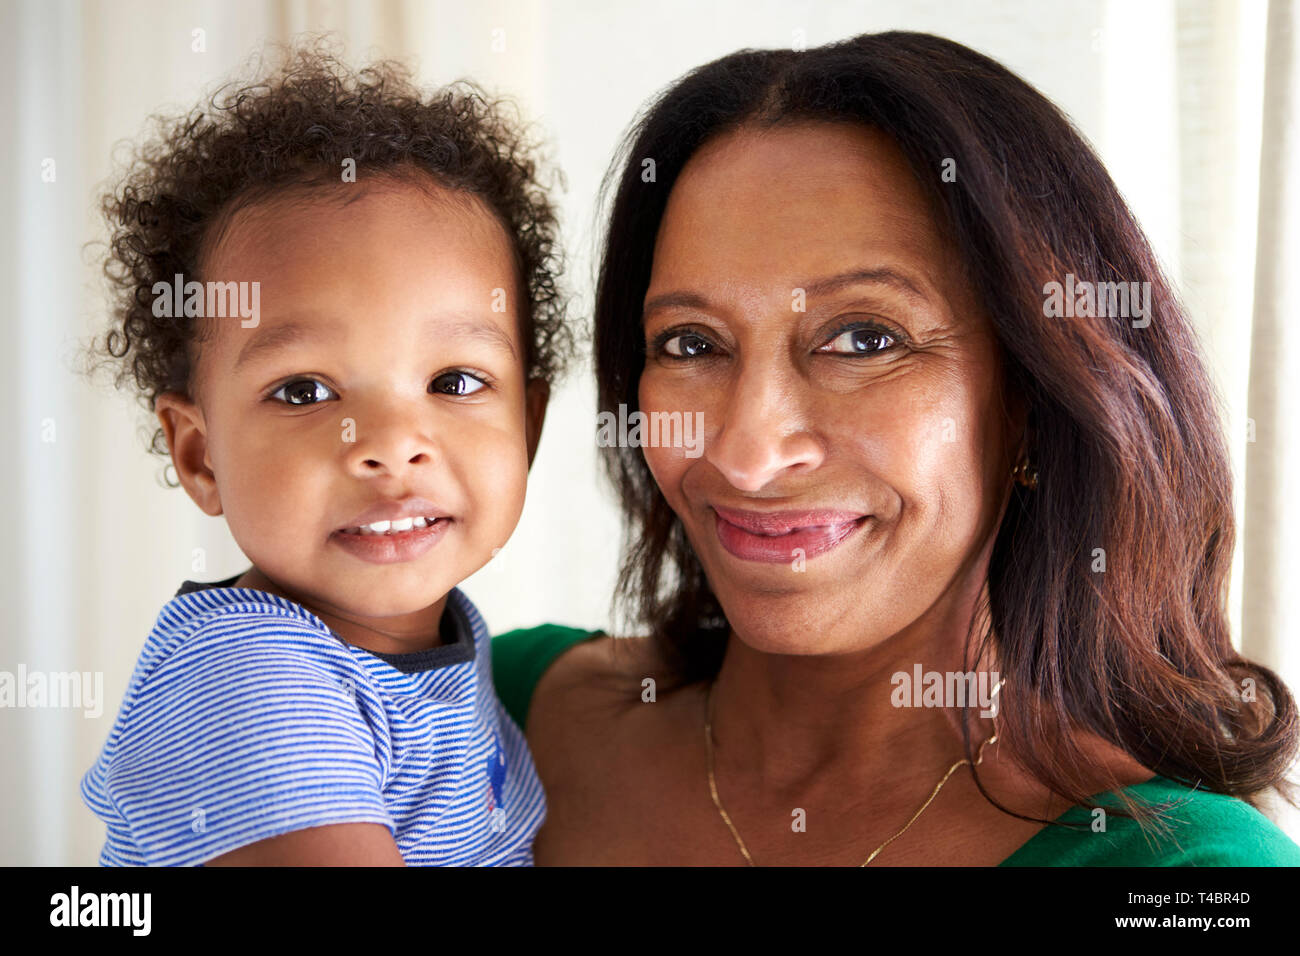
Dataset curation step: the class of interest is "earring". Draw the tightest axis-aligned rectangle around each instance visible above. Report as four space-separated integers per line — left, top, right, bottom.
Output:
1012 456 1038 490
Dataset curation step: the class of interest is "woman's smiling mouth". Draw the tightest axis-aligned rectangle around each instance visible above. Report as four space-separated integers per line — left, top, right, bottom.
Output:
711 504 869 563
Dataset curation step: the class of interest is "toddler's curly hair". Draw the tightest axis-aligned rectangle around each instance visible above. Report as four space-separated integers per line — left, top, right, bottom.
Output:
89 43 570 462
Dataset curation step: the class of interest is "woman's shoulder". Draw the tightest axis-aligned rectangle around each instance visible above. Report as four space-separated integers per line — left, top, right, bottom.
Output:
491 623 600 730
1002 776 1300 866
491 624 663 731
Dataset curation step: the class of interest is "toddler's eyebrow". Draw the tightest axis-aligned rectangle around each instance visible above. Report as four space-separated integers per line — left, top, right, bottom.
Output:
233 316 517 371
234 321 324 370
441 318 518 359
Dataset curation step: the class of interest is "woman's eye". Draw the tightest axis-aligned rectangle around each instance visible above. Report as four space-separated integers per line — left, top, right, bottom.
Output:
660 332 714 358
819 327 897 355
430 371 487 396
270 379 336 405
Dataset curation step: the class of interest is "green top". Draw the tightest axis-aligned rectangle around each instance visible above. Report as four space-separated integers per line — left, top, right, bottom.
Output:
492 623 1300 866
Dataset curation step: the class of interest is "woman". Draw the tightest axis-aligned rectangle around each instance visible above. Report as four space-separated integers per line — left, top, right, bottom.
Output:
492 31 1300 864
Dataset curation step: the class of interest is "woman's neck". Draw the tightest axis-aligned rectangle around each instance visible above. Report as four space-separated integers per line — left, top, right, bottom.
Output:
709 612 998 797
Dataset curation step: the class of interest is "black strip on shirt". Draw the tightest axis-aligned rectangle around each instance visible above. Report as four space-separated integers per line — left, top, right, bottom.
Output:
175 573 475 672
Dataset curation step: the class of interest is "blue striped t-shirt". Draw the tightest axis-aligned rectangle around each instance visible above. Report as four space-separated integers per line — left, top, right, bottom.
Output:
81 578 545 865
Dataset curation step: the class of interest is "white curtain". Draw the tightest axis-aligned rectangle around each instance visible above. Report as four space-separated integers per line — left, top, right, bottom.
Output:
1 0 1295 864
1242 0 1300 833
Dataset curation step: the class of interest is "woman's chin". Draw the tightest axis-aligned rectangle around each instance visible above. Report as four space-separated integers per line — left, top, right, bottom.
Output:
716 599 894 658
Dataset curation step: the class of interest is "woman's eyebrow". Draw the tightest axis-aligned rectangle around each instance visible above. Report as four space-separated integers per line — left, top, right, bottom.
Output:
799 268 931 304
643 268 932 320
642 290 711 318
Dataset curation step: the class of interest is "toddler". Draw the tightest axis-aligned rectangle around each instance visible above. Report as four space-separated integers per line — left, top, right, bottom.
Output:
80 47 568 865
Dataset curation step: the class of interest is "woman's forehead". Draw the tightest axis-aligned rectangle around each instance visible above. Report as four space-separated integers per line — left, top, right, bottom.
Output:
650 122 967 317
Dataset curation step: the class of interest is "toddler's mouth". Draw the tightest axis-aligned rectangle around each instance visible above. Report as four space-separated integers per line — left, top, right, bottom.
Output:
338 515 449 536
332 497 454 562
331 514 453 565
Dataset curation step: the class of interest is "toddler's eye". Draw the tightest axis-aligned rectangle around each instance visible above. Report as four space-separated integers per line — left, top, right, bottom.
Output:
270 379 336 405
430 371 487 396
818 327 897 355
660 332 713 358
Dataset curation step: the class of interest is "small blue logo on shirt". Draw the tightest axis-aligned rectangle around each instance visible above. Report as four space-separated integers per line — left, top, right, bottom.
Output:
486 729 507 811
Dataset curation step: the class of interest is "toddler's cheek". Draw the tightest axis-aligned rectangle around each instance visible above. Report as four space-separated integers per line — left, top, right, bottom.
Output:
472 448 530 547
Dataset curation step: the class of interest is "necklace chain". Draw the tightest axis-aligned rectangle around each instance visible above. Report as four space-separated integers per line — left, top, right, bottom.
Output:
703 679 1000 866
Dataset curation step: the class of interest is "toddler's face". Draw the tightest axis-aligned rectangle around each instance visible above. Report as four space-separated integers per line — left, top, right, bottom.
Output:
157 179 546 653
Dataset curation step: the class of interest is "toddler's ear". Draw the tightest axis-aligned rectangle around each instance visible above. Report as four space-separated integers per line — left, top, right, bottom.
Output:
524 378 550 468
155 392 223 516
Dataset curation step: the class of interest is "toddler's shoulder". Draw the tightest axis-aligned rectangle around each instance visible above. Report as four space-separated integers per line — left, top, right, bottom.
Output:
117 587 379 728
145 587 356 675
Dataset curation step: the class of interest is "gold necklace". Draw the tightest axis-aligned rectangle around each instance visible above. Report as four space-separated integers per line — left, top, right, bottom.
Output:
703 679 1000 866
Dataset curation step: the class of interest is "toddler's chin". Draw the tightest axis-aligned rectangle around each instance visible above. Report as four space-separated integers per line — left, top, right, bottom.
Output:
330 589 452 619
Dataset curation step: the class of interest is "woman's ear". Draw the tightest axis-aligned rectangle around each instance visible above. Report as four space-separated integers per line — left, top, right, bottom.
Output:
1002 384 1031 471
155 392 223 516
524 378 550 468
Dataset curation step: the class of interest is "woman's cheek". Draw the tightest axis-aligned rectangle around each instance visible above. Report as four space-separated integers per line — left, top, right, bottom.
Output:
638 376 699 505
635 440 677 509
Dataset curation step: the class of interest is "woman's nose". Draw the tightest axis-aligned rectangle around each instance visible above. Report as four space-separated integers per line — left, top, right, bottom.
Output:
703 364 824 492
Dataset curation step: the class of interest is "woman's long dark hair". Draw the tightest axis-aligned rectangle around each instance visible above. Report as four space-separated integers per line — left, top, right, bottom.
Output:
594 31 1297 818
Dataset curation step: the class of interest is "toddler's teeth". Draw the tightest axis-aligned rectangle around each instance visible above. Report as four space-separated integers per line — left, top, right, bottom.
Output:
342 516 444 536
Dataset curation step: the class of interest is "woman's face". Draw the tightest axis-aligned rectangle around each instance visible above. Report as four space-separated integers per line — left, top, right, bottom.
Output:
639 121 1017 656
